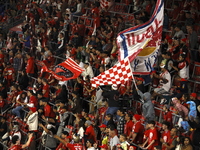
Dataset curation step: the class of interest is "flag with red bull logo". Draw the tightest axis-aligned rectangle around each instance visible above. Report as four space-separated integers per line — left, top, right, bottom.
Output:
117 0 164 75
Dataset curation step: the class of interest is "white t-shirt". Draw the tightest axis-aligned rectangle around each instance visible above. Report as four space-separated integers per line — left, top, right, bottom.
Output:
110 135 120 150
160 70 171 92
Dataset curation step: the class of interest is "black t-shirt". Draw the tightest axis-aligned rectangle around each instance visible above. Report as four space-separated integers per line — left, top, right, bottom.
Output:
102 90 119 107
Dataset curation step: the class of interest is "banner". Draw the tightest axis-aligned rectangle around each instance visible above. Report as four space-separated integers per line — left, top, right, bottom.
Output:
117 0 164 74
41 58 84 81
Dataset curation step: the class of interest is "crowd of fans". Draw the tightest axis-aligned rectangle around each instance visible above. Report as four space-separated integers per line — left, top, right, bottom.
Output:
0 0 200 150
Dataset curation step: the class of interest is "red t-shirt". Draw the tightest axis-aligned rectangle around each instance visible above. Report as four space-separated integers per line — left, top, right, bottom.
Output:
132 121 144 144
29 95 38 107
4 67 14 80
42 84 50 98
161 130 170 150
85 125 96 142
65 143 76 150
44 104 55 118
8 145 22 150
147 128 159 150
124 120 134 137
56 142 67 150
163 111 173 126
73 143 83 150
26 57 34 74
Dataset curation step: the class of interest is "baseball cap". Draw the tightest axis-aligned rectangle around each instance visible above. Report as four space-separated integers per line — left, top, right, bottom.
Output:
190 93 197 98
99 124 107 128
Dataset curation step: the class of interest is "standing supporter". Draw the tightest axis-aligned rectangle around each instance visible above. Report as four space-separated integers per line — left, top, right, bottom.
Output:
117 134 129 150
84 120 96 142
26 52 35 77
102 85 119 116
186 100 197 121
186 25 199 61
133 77 145 101
172 97 189 119
173 25 186 40
162 105 173 126
55 131 70 150
82 63 94 79
42 78 50 98
137 89 155 122
56 106 69 136
34 77 43 93
160 121 171 150
129 114 144 145
151 64 171 100
109 128 120 150
116 109 126 135
124 113 134 138
140 120 159 150
86 139 95 150
27 90 38 108
8 133 33 150
16 70 29 90
26 107 38 132
170 54 189 79
13 52 24 73
38 98 55 119
3 62 15 87
104 114 116 128
99 124 108 145
39 122 58 150
161 128 178 150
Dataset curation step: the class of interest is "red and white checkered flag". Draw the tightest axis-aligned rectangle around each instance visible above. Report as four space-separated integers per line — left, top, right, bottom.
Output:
91 57 133 88
100 0 112 9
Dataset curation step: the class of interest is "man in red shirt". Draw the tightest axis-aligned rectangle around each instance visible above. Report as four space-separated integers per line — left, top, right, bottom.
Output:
141 120 159 150
162 128 178 150
42 78 50 98
27 90 38 107
54 134 76 150
8 133 33 150
129 114 144 145
124 113 134 138
85 120 96 142
56 131 70 150
39 99 55 119
3 62 15 87
160 121 171 150
26 53 35 77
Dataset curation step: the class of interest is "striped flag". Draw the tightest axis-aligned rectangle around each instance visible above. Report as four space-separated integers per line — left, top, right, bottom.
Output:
91 57 133 88
117 0 164 74
41 58 84 81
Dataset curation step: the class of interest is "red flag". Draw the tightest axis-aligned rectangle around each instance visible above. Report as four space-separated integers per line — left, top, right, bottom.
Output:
42 58 84 81
91 57 133 88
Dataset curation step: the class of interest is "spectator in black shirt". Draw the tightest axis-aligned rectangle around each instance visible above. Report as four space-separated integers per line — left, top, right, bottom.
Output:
102 84 119 115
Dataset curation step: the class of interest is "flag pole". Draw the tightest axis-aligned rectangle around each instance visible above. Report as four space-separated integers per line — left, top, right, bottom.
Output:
127 57 139 94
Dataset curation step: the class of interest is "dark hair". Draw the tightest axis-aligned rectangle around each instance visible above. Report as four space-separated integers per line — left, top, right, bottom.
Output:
87 139 94 145
28 90 34 95
182 93 190 101
148 120 156 125
162 121 170 128
118 109 125 114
